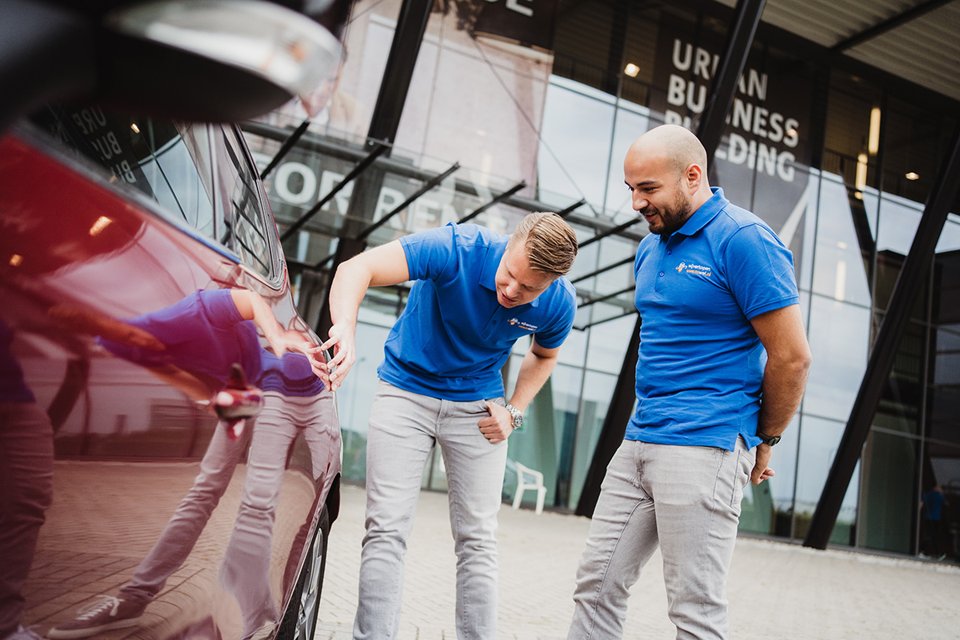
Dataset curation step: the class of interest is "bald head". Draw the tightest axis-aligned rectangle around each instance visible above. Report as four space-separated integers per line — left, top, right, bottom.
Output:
626 124 709 177
623 125 713 236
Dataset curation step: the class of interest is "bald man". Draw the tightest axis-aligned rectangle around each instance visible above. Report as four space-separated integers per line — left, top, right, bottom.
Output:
567 125 811 639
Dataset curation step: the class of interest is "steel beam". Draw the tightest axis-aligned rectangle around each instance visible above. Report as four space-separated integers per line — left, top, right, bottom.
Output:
457 182 526 224
831 0 953 52
356 162 461 241
260 119 309 180
279 141 388 242
571 256 634 284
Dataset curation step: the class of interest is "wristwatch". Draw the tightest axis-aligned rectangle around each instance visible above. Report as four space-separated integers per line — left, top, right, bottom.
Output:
504 403 524 432
757 431 781 446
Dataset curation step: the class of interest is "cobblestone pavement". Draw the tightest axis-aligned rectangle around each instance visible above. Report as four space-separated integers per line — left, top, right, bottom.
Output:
317 484 960 640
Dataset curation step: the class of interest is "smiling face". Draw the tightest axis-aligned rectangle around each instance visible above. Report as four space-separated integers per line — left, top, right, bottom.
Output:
623 152 694 238
494 240 556 308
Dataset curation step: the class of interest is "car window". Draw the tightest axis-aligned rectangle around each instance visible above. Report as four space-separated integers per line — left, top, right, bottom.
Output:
31 106 218 239
213 126 277 281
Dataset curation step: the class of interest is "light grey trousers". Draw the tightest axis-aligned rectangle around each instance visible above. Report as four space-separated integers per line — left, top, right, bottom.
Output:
568 438 754 640
353 381 507 640
122 392 334 636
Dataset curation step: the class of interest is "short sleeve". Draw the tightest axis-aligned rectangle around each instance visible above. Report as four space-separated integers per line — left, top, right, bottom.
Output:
533 288 577 349
724 224 799 319
399 222 459 283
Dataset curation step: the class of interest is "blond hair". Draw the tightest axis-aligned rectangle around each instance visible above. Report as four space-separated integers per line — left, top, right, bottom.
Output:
509 212 578 276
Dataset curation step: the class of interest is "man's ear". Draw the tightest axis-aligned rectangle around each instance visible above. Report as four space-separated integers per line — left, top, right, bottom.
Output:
684 163 704 192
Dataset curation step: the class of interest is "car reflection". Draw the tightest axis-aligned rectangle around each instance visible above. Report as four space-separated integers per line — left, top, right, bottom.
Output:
34 288 336 640
0 286 337 640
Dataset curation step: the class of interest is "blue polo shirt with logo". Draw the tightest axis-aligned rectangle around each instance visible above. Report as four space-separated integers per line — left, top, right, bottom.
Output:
628 187 799 451
378 222 577 401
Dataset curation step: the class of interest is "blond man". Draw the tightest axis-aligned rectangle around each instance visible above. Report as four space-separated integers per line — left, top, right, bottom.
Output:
318 214 578 639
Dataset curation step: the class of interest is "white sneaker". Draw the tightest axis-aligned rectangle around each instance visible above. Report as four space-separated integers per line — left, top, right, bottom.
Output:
46 595 146 639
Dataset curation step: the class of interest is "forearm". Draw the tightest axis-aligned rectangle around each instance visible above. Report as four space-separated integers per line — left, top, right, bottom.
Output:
507 347 559 411
230 289 283 341
758 356 810 435
327 259 373 330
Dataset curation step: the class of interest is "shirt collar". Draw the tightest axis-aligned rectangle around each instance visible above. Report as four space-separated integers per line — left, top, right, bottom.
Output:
479 240 540 308
672 187 727 238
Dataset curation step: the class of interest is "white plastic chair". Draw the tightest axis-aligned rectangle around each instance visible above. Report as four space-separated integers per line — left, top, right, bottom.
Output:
512 462 547 515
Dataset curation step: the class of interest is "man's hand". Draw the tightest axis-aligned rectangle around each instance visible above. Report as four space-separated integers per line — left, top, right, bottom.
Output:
751 443 776 485
477 402 514 444
264 327 313 359
314 321 357 391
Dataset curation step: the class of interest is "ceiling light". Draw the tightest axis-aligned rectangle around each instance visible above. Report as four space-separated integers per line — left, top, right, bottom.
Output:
855 153 868 191
130 122 140 134
9 254 23 267
868 107 881 155
905 171 920 181
623 63 640 78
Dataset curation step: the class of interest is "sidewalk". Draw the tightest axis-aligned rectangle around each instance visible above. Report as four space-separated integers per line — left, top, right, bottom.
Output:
317 484 960 640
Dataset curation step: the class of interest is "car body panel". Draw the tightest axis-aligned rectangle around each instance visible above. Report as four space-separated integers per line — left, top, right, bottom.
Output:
0 118 340 639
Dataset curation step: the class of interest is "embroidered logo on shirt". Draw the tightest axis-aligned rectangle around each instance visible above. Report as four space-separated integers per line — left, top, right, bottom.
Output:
675 261 713 277
508 318 538 331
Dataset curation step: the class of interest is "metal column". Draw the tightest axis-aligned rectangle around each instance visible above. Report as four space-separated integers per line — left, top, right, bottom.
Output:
575 0 767 517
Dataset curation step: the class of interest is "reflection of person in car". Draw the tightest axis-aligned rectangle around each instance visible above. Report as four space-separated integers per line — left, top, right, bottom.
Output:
320 214 579 639
47 289 334 640
0 321 55 640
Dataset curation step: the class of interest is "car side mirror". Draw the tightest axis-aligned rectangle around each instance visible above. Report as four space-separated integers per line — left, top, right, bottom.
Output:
0 0 345 132
102 0 343 120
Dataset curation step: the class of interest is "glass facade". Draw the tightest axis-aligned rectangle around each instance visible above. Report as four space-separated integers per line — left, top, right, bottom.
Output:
243 0 960 560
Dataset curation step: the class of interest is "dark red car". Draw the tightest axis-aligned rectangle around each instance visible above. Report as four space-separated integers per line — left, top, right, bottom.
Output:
0 2 347 639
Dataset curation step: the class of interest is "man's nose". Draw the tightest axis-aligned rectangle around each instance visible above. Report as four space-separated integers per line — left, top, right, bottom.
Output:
632 192 647 211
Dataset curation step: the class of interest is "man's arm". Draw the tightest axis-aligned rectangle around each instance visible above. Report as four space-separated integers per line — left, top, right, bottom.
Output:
230 289 313 358
749 303 812 484
317 241 410 390
478 339 561 444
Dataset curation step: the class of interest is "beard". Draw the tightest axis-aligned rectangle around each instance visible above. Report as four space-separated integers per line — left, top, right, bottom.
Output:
645 190 693 237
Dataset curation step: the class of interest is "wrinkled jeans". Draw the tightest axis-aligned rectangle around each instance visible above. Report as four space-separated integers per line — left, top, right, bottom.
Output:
568 438 754 640
353 381 507 640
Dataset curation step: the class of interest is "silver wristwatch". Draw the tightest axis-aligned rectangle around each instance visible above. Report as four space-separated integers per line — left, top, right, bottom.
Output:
504 402 524 431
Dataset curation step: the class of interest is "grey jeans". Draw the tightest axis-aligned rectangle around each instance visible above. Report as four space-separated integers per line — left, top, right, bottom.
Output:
123 391 335 637
568 438 754 640
353 381 507 640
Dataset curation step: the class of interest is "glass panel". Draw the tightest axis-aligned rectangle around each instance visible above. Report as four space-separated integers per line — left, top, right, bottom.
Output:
568 370 619 509
584 312 636 374
874 319 926 437
504 360 584 509
740 414 799 536
858 430 919 554
537 78 616 211
803 295 871 422
338 309 395 483
216 127 275 279
603 103 651 216
812 174 875 307
793 415 859 545
920 439 960 561
32 107 217 239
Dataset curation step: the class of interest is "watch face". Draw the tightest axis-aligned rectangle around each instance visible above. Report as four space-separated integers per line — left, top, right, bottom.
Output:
763 434 781 446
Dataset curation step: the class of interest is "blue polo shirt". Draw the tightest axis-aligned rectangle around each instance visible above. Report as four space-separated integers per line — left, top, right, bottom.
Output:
378 222 577 401
628 188 799 451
